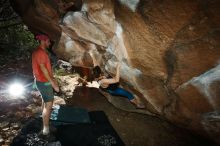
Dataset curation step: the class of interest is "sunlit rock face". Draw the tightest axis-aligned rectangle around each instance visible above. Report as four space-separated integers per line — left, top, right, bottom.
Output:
11 0 220 144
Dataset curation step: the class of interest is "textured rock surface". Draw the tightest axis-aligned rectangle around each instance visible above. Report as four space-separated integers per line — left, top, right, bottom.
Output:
10 0 220 144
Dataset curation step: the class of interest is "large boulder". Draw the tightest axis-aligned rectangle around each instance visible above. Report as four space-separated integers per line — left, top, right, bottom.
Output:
10 0 220 144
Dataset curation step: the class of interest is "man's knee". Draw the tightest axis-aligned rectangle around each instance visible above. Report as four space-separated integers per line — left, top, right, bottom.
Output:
44 101 53 109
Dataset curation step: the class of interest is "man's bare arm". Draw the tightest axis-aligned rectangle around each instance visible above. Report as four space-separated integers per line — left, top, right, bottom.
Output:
101 63 120 85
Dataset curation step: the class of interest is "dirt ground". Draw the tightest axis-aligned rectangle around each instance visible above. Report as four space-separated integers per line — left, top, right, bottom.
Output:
0 58 217 146
67 86 217 146
0 77 218 146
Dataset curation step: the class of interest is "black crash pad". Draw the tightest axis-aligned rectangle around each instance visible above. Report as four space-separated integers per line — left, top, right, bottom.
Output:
56 111 125 146
11 110 125 146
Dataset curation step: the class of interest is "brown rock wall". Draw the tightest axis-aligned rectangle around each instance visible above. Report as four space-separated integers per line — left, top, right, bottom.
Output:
10 0 220 144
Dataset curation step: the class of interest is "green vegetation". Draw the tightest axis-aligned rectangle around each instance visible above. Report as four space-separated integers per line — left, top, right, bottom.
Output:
0 22 38 65
0 0 38 60
0 23 38 55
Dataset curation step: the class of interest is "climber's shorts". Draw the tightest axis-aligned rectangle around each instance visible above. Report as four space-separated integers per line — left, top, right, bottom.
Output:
35 81 54 102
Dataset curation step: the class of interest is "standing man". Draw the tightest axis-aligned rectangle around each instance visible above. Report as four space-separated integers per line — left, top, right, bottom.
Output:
32 34 59 135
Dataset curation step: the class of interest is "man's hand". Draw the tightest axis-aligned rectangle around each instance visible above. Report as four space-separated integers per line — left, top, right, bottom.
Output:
51 79 59 92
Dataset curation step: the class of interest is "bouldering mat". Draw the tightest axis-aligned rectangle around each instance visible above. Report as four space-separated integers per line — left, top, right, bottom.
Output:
11 111 125 146
56 111 125 146
50 105 91 125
